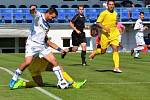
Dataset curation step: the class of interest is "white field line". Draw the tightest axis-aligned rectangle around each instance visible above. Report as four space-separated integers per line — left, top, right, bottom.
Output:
0 67 62 100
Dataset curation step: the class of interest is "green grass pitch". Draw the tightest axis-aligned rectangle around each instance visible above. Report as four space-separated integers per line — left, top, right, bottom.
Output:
0 53 150 100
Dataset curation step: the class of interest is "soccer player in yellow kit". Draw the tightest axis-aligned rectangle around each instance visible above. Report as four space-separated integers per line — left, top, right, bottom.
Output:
89 0 122 73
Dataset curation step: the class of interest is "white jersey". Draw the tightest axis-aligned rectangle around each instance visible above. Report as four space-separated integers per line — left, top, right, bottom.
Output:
25 10 51 58
134 19 144 34
134 19 145 45
27 11 50 45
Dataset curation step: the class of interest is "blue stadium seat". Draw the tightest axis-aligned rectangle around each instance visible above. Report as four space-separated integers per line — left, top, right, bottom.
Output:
132 12 139 21
13 9 23 13
13 13 26 23
1 9 13 13
57 14 66 23
65 9 76 19
120 9 129 21
85 9 99 23
57 9 66 23
26 14 33 23
37 8 47 13
144 12 150 21
21 8 30 13
131 8 142 21
1 14 12 23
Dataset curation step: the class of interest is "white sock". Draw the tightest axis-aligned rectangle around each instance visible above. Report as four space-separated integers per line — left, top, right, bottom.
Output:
134 50 140 57
53 66 64 81
12 68 22 81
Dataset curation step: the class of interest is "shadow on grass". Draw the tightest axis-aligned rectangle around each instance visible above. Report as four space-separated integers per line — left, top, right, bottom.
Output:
95 69 114 72
66 63 89 67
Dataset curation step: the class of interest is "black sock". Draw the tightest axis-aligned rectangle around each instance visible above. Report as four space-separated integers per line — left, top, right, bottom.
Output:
81 50 86 64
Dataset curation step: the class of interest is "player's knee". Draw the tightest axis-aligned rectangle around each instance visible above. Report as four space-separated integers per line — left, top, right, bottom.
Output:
50 60 58 66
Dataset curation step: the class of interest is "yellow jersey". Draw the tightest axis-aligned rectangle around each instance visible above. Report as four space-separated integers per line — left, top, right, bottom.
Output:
97 10 119 38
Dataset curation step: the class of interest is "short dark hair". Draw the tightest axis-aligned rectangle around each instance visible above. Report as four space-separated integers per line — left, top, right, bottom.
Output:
78 5 84 9
139 12 144 15
107 0 115 4
46 7 58 16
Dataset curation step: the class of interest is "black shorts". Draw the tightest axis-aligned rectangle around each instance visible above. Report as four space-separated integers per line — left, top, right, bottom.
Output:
72 30 86 46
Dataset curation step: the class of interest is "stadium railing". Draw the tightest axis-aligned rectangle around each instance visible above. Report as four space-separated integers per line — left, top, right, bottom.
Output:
0 7 149 24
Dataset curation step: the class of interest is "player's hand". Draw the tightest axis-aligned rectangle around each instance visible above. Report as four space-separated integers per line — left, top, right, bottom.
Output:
76 30 81 34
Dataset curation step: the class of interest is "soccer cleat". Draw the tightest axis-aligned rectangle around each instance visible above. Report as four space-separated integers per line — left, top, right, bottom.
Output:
61 51 67 59
134 57 141 59
131 49 134 56
13 79 25 89
113 68 122 73
74 80 87 89
9 79 17 89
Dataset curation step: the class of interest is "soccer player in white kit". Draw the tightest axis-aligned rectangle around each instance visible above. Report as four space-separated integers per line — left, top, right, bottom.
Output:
9 5 69 89
131 12 148 58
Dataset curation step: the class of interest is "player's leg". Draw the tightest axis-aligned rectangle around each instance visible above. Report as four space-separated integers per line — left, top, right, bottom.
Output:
81 42 87 65
134 35 145 58
43 52 68 89
13 57 50 89
9 56 33 89
110 36 122 73
62 71 86 88
89 35 108 60
111 43 122 73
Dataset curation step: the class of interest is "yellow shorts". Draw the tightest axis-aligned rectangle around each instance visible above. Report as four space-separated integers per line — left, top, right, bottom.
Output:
28 57 50 77
100 31 119 49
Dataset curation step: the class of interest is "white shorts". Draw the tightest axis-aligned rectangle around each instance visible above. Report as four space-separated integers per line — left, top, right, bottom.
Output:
25 40 51 58
135 33 145 46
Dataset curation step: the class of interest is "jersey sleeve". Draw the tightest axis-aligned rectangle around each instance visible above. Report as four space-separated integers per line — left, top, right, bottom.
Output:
96 11 105 23
134 20 143 31
71 14 79 23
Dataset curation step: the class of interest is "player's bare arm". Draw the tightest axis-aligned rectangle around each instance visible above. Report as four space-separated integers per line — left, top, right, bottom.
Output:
97 22 110 33
69 21 81 34
46 39 64 53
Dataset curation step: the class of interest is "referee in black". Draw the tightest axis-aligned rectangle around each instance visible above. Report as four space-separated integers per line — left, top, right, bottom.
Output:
61 5 89 66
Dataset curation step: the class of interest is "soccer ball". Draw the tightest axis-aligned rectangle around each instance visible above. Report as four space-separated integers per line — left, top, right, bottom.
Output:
57 79 69 89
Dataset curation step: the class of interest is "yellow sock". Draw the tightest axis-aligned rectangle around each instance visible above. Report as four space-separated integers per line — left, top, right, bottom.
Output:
62 72 78 88
22 81 26 87
113 52 119 68
93 48 101 55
